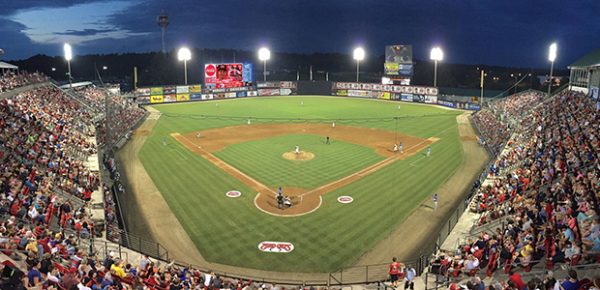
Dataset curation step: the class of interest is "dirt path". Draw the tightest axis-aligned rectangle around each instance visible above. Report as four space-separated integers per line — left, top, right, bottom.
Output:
351 112 489 266
173 124 435 216
117 107 210 266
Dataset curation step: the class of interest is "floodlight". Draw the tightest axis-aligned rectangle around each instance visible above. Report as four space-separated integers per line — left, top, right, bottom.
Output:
430 47 443 61
548 43 557 62
177 47 192 61
64 43 72 61
258 47 271 61
353 47 365 61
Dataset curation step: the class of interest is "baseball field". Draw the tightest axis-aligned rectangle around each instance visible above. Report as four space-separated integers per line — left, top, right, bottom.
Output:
127 96 478 273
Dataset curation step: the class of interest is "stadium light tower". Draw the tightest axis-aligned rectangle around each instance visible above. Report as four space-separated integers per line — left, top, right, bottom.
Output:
63 43 73 88
177 47 192 85
547 42 557 96
157 11 169 54
430 47 444 87
258 47 271 82
353 47 365 82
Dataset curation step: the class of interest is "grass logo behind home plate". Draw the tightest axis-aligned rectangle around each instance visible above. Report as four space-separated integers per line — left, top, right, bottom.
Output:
226 190 242 198
258 241 294 253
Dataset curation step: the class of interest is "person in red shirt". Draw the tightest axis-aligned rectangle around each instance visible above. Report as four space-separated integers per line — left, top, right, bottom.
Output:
389 257 403 287
508 269 525 290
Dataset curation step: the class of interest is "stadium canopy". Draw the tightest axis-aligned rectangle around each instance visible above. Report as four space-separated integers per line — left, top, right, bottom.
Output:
0 61 18 73
59 81 93 89
568 48 600 95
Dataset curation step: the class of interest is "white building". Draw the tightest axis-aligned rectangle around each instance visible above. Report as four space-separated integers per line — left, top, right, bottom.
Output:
568 48 600 98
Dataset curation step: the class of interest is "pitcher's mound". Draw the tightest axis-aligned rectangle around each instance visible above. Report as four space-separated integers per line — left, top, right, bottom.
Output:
282 151 315 161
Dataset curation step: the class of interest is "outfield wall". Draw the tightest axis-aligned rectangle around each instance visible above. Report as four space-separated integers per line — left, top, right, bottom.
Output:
132 81 482 110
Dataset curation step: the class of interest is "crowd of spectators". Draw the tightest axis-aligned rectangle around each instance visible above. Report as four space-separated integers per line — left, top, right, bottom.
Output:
473 91 544 156
72 86 145 147
441 90 600 282
0 71 48 93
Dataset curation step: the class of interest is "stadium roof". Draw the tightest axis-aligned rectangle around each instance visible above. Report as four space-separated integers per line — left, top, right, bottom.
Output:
569 48 600 68
0 61 18 70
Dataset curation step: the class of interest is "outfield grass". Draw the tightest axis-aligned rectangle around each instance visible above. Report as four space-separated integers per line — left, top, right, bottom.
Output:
214 134 384 189
138 96 463 272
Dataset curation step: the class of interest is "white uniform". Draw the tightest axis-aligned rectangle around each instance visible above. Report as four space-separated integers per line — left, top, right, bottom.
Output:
295 146 300 154
332 122 336 128
393 144 398 152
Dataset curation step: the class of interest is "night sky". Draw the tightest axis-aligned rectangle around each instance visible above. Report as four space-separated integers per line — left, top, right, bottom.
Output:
1 0 598 68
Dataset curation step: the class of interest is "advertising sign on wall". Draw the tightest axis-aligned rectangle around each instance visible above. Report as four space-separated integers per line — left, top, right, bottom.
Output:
176 94 190 102
189 85 202 93
163 94 176 102
150 95 164 103
176 86 189 93
150 87 163 95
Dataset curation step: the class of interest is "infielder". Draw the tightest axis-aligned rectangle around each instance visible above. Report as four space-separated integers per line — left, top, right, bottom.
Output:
393 144 398 152
426 146 431 157
332 121 336 128
295 145 300 155
399 142 404 153
433 193 438 210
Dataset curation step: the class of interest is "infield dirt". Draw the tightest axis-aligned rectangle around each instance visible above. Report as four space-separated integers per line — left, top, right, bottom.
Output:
172 123 434 216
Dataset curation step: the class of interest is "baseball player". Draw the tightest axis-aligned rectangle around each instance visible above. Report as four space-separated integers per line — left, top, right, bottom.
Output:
332 121 336 128
399 142 404 153
393 144 398 152
426 146 431 157
433 193 438 210
162 137 167 146
295 145 300 155
326 136 331 144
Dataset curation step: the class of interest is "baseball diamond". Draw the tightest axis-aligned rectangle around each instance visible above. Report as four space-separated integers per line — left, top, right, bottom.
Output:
120 96 487 273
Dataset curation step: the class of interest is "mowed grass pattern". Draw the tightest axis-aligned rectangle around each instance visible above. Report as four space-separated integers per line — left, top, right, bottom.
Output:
138 96 463 272
214 134 384 189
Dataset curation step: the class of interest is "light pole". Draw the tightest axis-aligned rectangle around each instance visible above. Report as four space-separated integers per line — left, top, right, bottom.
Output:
258 47 270 82
353 47 365 82
430 47 444 87
177 47 192 85
547 43 557 96
63 43 73 88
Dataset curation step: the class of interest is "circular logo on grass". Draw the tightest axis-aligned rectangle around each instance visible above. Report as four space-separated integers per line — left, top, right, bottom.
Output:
258 241 294 253
337 196 354 204
226 190 242 198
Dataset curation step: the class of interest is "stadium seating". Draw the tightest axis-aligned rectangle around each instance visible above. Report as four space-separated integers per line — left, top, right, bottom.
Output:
444 89 600 283
1 79 598 289
0 71 48 93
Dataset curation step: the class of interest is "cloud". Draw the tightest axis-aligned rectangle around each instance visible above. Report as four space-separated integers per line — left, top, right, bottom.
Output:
54 28 118 36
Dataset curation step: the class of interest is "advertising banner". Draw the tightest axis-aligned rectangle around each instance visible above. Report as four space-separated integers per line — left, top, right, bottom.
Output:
381 92 391 99
258 89 281 96
336 90 348 96
150 87 163 96
279 88 294 96
190 93 202 100
334 82 437 96
176 94 190 102
163 86 176 94
384 62 399 75
205 63 253 89
400 94 413 102
236 91 247 97
438 100 456 108
163 94 176 102
150 95 164 103
176 86 189 93
137 96 150 104
467 103 481 110
247 91 258 97
280 81 297 89
257 81 280 88
189 85 202 93
590 86 599 99
348 90 370 97
136 88 150 96
424 95 438 104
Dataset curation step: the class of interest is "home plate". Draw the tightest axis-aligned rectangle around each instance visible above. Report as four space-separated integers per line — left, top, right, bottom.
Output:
337 196 354 204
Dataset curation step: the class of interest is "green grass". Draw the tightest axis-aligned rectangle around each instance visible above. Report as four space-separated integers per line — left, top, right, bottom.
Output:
138 96 464 272
214 134 384 189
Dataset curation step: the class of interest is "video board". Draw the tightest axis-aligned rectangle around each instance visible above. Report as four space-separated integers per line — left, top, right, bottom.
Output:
204 63 253 89
384 45 413 76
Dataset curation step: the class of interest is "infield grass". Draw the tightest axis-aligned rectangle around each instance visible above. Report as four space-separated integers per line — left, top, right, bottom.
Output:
138 96 464 272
